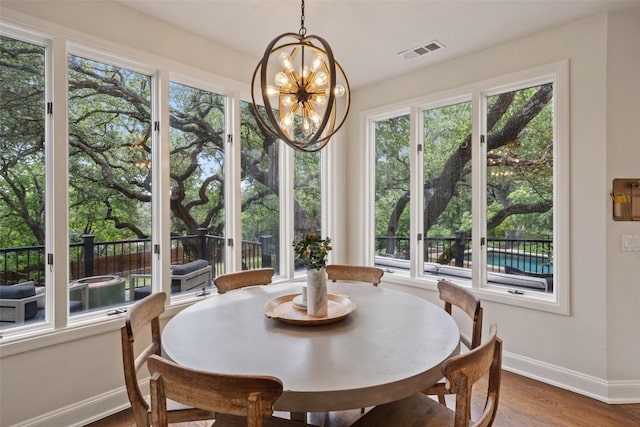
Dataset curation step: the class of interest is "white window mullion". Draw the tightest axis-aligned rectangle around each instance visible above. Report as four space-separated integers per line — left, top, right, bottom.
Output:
51 36 70 328
471 90 486 291
225 94 241 273
153 69 170 298
410 106 423 277
280 144 295 278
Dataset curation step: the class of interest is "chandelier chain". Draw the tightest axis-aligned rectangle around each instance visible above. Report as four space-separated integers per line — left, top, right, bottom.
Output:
299 0 307 36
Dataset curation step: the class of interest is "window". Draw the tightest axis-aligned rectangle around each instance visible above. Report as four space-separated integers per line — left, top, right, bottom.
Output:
240 100 280 273
0 34 48 331
422 100 473 273
68 53 153 313
374 114 411 262
483 84 554 292
371 62 568 313
293 150 321 270
168 81 226 293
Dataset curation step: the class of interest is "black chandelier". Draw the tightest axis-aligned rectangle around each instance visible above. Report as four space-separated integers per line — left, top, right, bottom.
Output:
251 0 350 152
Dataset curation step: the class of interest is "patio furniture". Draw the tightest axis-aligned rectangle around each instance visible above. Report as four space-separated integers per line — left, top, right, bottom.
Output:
148 354 308 427
505 265 554 292
352 328 502 427
130 260 212 301
0 282 45 323
326 264 384 286
120 292 214 427
213 268 274 294
70 275 125 309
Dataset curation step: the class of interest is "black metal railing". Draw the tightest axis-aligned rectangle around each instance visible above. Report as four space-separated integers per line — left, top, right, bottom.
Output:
1 230 276 286
1 233 550 286
376 234 553 275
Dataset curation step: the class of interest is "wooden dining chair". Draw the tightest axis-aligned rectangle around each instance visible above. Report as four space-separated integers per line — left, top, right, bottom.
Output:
351 328 502 427
120 292 214 427
148 354 308 427
422 279 484 405
214 268 275 294
326 264 384 286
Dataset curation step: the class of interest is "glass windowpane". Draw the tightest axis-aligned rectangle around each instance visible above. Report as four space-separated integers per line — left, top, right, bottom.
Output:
374 115 411 268
68 55 151 311
0 36 47 329
485 84 554 293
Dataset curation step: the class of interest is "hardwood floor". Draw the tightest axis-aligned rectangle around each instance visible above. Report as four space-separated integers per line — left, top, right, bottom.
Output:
86 371 640 427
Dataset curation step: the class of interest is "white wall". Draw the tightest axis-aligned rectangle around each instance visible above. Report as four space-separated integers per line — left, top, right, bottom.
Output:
345 11 640 403
606 9 640 387
0 2 638 426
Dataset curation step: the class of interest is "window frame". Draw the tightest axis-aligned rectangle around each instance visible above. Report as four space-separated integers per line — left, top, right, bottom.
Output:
366 60 570 314
0 25 53 334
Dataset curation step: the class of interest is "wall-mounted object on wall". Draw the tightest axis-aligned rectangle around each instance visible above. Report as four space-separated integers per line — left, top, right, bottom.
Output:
612 178 640 221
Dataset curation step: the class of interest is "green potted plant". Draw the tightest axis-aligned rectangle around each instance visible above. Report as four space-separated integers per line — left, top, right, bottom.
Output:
293 232 332 316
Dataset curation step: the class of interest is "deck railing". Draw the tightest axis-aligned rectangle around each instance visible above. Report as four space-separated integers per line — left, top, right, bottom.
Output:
1 233 551 286
376 234 553 274
0 230 271 286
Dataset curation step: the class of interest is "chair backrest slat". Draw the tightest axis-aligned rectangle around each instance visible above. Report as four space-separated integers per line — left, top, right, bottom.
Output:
215 268 275 294
326 264 384 286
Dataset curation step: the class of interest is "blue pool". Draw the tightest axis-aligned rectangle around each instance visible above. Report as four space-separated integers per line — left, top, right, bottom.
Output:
486 251 553 275
464 250 553 274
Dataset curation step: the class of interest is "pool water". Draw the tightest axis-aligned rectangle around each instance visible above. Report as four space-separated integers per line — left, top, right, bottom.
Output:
486 251 553 274
464 250 553 274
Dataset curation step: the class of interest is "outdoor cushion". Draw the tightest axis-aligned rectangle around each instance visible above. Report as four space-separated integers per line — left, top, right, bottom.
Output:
134 285 152 301
171 260 211 293
69 300 84 313
171 259 209 276
0 283 38 320
0 284 35 299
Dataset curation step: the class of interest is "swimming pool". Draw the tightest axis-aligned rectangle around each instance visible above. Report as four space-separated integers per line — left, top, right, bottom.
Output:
464 250 553 274
486 250 553 275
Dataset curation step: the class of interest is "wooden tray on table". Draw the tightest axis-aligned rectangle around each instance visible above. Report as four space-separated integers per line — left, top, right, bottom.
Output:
264 293 356 326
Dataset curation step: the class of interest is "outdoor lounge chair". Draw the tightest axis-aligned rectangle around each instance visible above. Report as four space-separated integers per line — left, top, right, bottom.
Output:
130 259 212 301
0 281 45 323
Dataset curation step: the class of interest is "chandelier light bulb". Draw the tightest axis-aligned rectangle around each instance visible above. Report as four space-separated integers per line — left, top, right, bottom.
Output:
313 71 327 86
309 111 321 125
266 86 279 97
334 84 345 97
280 112 295 130
275 72 290 87
281 94 295 106
311 55 323 71
279 52 294 72
313 94 327 106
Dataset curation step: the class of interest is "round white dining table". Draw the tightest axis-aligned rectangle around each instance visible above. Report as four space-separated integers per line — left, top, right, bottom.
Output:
161 281 460 413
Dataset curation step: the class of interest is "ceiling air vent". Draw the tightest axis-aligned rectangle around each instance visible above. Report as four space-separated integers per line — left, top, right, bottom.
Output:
399 40 445 60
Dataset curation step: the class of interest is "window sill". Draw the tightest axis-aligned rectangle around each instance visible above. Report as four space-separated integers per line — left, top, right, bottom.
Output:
381 272 568 315
0 292 213 357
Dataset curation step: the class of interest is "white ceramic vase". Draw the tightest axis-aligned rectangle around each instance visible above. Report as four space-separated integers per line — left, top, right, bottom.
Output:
306 268 328 317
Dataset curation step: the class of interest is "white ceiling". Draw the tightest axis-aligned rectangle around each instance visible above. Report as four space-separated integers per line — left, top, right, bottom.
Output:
116 0 640 89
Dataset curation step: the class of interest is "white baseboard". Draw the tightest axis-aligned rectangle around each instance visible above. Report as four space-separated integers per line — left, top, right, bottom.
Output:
504 350 640 404
11 386 130 427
